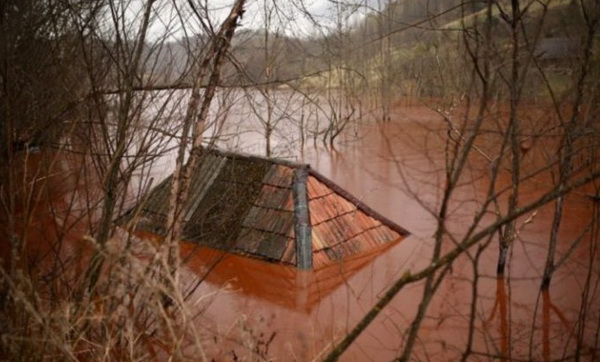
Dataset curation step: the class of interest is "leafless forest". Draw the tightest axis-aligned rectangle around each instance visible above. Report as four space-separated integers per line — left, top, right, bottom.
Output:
1 0 599 360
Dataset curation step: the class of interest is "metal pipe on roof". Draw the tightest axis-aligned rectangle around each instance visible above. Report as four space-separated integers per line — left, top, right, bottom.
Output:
292 167 313 270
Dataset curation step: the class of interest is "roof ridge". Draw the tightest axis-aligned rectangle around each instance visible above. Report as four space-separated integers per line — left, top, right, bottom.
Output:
205 147 309 169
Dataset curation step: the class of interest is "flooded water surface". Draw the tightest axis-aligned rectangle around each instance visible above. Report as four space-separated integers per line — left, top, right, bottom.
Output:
167 97 599 360
4 92 598 361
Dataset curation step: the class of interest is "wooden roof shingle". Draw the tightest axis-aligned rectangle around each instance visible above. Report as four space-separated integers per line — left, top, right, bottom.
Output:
121 148 409 269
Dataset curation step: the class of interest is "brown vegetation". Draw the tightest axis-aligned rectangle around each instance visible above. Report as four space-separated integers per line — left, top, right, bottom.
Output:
1 0 599 361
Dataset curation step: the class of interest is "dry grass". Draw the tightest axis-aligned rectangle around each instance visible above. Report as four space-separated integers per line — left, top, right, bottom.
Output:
0 150 215 361
0 231 213 361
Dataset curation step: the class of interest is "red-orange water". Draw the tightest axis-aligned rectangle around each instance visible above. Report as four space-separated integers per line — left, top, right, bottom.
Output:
191 101 599 361
3 100 598 361
180 102 599 360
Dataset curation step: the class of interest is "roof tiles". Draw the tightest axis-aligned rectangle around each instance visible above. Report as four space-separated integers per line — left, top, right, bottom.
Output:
121 148 409 269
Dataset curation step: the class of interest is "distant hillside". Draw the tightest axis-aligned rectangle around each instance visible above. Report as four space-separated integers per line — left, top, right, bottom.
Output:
143 0 591 101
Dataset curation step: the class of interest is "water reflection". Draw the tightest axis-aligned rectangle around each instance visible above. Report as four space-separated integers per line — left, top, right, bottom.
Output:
542 290 565 361
487 276 509 360
180 239 401 313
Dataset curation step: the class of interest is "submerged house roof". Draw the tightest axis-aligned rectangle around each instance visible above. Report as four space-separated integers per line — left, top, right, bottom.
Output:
122 148 409 269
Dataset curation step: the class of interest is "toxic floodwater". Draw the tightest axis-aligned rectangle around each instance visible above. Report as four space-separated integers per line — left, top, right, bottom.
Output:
3 96 599 361
172 99 600 360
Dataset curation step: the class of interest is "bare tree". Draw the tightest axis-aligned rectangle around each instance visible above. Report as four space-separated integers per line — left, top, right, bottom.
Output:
163 0 246 278
0 0 249 359
2 0 599 360
322 1 600 360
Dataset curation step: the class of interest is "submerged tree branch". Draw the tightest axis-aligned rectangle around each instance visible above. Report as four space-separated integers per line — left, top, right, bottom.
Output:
323 168 600 361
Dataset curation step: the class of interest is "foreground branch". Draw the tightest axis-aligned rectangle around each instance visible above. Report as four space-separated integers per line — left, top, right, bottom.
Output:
163 0 246 274
323 169 600 361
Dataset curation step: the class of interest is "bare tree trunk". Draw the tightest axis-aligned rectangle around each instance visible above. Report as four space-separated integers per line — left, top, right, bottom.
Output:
575 198 600 359
497 0 522 277
163 0 246 279
461 239 493 362
86 0 156 293
541 6 599 290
